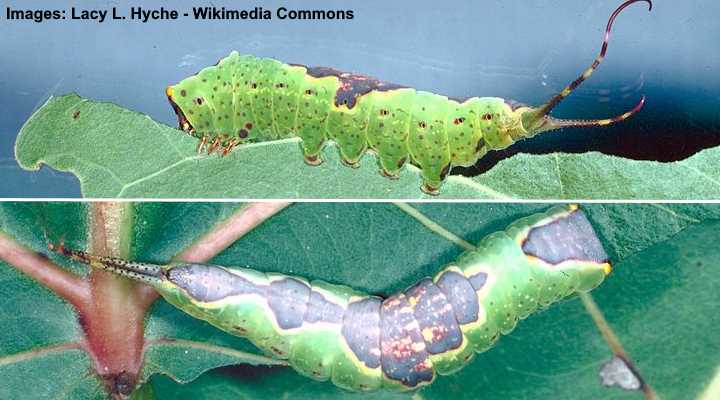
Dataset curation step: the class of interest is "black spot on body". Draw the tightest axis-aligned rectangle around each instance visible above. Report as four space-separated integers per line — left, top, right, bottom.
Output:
476 138 486 153
238 129 249 138
405 279 463 354
167 264 265 303
72 110 80 120
522 209 609 265
435 270 479 325
267 278 311 329
341 297 382 369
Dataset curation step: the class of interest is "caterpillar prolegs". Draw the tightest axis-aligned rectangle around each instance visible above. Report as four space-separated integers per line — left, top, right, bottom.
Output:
53 205 611 392
166 0 652 194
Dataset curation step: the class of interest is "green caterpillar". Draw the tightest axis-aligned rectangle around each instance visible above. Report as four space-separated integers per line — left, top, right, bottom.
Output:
166 0 651 194
53 205 611 392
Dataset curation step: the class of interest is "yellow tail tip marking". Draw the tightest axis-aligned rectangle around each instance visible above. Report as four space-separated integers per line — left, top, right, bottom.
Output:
602 262 613 275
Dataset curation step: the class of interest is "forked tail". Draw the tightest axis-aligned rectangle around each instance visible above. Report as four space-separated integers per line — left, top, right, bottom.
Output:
525 0 652 131
48 243 165 286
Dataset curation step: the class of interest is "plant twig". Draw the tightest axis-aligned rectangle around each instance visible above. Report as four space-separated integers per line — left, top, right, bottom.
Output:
174 202 292 263
579 292 658 400
79 202 147 398
0 231 90 308
393 202 476 251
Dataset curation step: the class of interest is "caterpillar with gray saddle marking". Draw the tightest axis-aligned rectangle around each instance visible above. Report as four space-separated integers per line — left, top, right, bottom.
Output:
166 0 652 195
52 205 612 392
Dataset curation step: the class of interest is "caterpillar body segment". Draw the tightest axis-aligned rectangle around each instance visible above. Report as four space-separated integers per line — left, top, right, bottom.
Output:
166 0 651 194
53 205 611 391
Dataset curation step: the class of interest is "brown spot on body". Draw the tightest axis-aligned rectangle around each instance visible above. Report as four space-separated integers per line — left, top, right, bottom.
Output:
397 157 407 168
238 129 249 139
439 164 451 180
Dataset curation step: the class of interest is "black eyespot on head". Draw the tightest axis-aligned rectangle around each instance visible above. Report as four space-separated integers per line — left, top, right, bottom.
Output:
418 121 427 129
251 83 258 89
180 89 187 97
195 98 204 105
379 109 389 116
304 89 313 95
482 113 493 121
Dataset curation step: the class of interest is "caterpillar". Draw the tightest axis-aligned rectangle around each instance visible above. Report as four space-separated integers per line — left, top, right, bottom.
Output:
52 205 611 392
165 0 652 195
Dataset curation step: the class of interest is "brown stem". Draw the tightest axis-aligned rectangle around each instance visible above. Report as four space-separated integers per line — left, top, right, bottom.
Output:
174 202 292 263
579 292 658 400
0 231 90 309
76 202 147 398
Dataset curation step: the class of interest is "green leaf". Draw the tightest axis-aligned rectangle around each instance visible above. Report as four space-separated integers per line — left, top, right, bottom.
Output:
15 94 720 199
2 203 719 399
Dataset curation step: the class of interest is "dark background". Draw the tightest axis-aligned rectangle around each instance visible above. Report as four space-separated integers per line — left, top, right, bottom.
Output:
0 0 717 197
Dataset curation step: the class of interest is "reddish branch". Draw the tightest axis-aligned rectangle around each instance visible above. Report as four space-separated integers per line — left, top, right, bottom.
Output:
175 202 291 263
0 232 90 309
1 201 292 398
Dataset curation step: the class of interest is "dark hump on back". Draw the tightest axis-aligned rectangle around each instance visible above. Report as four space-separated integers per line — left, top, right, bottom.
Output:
167 264 265 303
522 209 609 265
298 64 406 109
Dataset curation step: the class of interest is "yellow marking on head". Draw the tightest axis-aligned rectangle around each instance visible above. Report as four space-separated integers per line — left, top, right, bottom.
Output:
602 262 613 275
166 86 174 98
